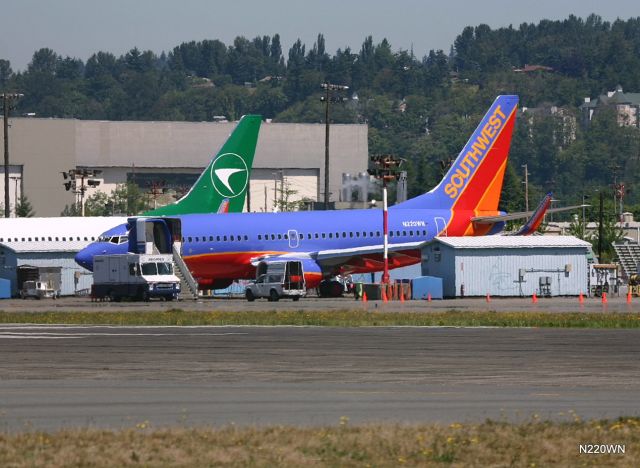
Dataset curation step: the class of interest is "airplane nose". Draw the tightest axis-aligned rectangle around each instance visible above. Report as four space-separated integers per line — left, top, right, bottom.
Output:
75 248 94 271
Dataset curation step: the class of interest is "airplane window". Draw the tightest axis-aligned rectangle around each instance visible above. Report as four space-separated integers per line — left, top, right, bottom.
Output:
188 237 192 243
216 236 221 241
76 237 80 241
369 232 374 237
354 232 359 238
49 237 53 241
91 237 95 241
55 237 59 241
258 235 262 240
423 230 427 236
342 232 346 238
244 235 248 241
329 233 333 239
271 234 275 240
230 235 235 241
277 234 282 240
284 234 288 240
209 236 213 241
28 238 33 242
0 238 3 242
62 237 66 241
376 231 381 237
223 236 227 241
410 230 414 236
403 231 407 236
390 232 394 238
315 233 319 239
321 233 326 239
335 232 339 238
83 237 87 241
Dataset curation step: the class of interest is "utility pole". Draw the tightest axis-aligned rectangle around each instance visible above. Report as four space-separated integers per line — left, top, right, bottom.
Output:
321 82 348 210
2 93 23 218
522 163 529 211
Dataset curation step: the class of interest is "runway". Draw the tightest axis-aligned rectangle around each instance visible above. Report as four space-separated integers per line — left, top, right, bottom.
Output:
1 325 639 430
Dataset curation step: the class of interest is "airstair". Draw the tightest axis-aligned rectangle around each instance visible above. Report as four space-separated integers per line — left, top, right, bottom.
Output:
613 242 640 279
172 244 199 300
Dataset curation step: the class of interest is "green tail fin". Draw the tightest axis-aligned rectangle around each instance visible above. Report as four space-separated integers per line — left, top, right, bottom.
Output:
144 115 261 216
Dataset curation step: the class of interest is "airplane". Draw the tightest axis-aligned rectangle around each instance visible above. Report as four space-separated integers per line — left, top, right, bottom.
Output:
0 115 261 252
78 95 526 289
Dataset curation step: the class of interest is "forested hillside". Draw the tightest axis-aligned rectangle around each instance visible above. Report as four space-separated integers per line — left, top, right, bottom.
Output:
1 14 639 216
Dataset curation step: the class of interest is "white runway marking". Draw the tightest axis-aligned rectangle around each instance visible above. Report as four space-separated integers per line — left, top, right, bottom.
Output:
0 331 248 340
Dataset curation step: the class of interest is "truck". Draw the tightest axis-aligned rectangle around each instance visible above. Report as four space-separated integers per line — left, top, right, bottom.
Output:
20 280 58 299
92 253 180 302
245 260 306 302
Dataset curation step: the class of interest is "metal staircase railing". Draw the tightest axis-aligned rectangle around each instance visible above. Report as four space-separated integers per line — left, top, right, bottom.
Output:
172 244 199 300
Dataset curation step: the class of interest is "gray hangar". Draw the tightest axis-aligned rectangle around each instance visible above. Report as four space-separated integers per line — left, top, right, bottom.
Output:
420 236 591 298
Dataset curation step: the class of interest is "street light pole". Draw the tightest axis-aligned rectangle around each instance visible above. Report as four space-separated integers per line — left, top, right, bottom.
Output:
2 93 23 218
369 155 404 285
522 163 529 212
321 82 348 210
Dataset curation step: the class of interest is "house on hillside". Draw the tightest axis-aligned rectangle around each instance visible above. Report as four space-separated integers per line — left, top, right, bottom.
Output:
581 85 640 127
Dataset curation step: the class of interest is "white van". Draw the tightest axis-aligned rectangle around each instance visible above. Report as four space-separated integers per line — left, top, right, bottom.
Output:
245 260 306 302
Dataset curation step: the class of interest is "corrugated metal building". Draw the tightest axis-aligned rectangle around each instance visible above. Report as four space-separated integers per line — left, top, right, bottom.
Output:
421 236 591 298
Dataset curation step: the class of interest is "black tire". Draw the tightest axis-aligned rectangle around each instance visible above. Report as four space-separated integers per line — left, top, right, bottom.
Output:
246 289 255 302
269 289 280 302
292 296 300 302
109 291 120 303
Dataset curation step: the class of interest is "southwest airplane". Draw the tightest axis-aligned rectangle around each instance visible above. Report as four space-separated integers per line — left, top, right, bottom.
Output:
0 115 261 252
78 95 525 289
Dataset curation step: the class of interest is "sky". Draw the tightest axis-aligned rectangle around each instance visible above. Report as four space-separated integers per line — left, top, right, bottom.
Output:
1 0 638 72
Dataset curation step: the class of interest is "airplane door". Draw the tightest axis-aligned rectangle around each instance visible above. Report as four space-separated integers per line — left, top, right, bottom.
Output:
435 217 448 236
288 229 300 248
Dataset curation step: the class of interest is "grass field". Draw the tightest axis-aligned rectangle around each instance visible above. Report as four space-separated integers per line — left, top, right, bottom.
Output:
1 418 639 467
1 309 640 328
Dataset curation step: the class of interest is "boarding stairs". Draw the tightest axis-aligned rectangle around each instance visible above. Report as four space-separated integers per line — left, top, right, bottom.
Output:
172 245 199 300
613 242 640 280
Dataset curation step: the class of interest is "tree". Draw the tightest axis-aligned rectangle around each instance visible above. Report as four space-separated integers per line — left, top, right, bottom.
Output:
0 59 12 88
15 195 35 217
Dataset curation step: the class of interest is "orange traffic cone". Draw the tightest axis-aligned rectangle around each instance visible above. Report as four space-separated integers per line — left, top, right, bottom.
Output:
400 286 405 303
427 293 432 302
627 290 632 305
362 292 368 303
532 293 538 304
381 287 388 303
579 291 584 305
602 292 608 304
486 293 491 303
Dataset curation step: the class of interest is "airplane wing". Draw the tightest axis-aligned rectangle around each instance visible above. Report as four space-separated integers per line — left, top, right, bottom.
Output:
249 241 426 277
471 204 588 224
216 198 230 214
